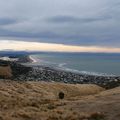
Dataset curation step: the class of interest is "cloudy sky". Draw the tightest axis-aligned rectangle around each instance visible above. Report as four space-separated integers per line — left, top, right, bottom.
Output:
0 0 120 52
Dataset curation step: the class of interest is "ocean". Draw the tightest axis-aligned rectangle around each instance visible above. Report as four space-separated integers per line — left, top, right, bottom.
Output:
29 52 120 76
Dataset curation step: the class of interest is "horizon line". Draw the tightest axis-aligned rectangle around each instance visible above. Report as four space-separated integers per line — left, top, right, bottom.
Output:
0 40 120 53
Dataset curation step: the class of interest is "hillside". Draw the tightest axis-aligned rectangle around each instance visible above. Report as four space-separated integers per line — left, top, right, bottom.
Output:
0 80 120 120
0 66 12 78
0 60 32 79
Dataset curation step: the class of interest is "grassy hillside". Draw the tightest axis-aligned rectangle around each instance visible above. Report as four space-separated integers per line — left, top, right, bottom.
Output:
0 80 120 120
0 66 12 78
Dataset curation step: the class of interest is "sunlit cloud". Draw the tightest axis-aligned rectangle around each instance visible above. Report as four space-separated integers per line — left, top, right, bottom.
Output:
0 40 120 53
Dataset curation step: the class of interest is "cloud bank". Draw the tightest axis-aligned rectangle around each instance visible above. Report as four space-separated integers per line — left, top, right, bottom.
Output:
1 40 120 53
0 0 120 48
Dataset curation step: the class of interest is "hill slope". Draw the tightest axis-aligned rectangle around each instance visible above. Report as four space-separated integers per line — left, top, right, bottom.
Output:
0 66 12 78
0 81 120 120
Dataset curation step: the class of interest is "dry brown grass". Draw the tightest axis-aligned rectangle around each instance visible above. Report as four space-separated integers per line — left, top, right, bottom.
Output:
0 66 12 78
0 80 119 120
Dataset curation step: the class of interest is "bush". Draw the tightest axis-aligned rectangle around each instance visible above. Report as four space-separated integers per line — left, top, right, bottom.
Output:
58 92 64 99
88 112 105 120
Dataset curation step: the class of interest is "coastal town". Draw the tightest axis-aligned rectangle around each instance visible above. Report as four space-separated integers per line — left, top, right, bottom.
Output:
0 55 119 89
14 65 120 89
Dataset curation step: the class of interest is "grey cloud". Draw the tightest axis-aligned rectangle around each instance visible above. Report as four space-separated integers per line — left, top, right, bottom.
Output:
46 15 112 24
0 0 119 48
0 18 18 26
0 27 120 47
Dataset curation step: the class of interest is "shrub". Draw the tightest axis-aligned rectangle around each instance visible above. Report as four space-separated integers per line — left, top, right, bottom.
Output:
88 112 105 120
58 92 64 99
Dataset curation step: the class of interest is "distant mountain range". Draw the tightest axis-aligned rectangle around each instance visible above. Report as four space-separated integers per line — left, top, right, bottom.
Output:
0 50 42 57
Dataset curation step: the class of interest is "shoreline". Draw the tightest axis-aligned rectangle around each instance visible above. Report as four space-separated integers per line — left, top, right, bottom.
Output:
0 57 120 89
54 66 116 77
27 55 116 77
29 55 37 63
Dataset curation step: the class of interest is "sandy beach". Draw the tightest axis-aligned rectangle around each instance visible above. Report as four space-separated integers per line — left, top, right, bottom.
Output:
29 55 37 63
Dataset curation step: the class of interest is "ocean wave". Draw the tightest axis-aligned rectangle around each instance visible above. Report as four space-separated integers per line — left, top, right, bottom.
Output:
58 63 67 67
56 65 115 76
79 71 115 76
30 55 55 65
29 55 37 63
29 55 116 77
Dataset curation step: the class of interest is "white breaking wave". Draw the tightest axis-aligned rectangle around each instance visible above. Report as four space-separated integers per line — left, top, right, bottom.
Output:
79 71 115 76
56 63 115 76
58 63 67 67
29 55 37 63
29 55 116 77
